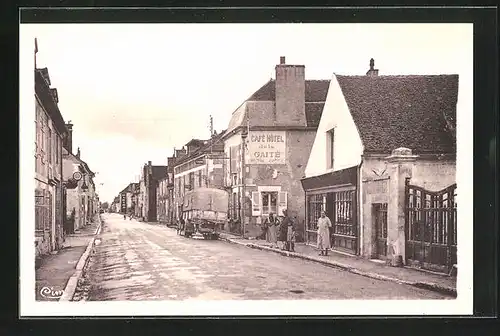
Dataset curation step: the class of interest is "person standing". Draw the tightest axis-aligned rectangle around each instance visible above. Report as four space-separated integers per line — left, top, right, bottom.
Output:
264 213 278 248
286 214 297 252
317 211 332 256
278 210 288 250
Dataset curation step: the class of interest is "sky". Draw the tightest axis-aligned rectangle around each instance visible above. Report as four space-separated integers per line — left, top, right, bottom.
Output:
22 23 472 204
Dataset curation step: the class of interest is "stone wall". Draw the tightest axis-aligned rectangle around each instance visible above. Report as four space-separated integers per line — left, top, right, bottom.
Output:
242 129 316 239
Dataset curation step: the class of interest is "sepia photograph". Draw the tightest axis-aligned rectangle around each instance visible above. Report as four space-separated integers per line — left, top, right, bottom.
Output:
19 20 473 316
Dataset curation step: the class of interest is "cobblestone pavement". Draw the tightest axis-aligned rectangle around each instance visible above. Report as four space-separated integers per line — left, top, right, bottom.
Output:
76 214 451 301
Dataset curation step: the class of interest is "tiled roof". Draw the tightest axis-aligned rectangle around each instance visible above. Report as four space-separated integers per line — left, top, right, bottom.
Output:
247 79 330 102
151 166 168 181
305 102 325 128
224 80 330 134
184 139 206 148
336 75 458 154
174 131 226 166
35 69 67 136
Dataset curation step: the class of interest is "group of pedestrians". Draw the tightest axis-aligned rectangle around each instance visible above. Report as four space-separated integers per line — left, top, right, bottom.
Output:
259 209 333 256
259 209 297 252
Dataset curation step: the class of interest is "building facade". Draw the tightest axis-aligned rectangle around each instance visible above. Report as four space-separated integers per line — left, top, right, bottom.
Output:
221 57 327 239
156 175 169 223
62 145 97 233
301 59 458 273
35 66 67 256
139 162 167 222
118 183 138 215
173 135 226 223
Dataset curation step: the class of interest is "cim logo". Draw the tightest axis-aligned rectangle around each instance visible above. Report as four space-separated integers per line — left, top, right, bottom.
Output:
40 286 64 299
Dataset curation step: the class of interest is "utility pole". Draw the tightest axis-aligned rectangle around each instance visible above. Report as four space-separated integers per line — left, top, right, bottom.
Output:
209 115 214 154
240 114 250 238
209 115 214 137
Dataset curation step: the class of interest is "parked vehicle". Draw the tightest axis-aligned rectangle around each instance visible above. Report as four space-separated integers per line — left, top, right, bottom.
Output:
180 187 228 240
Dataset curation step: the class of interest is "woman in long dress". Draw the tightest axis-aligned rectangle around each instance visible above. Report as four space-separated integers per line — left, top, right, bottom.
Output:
317 211 332 256
264 213 279 248
278 211 288 250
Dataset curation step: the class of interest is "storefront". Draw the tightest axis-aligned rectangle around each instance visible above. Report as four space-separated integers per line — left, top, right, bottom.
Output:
301 166 360 255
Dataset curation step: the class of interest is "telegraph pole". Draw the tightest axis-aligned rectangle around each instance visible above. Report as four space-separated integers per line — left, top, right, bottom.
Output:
240 114 250 238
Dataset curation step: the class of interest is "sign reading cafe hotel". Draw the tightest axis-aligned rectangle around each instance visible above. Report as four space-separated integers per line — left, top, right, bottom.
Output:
247 131 286 165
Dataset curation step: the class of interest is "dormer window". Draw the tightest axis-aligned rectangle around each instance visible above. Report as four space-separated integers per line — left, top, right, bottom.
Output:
326 128 335 169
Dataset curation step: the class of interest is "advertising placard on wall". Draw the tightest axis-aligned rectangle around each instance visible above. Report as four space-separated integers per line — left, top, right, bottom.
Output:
246 131 286 165
120 193 127 213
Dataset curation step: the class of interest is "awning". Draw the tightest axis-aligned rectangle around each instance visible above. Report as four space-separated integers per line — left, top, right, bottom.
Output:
300 166 358 191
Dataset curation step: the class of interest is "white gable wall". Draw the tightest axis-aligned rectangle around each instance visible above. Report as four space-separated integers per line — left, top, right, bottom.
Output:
304 74 364 178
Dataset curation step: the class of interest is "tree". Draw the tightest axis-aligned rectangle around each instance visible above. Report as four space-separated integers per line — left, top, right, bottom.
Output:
101 202 109 210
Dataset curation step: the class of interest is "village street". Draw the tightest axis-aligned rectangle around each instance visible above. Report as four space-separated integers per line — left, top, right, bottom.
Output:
74 214 450 301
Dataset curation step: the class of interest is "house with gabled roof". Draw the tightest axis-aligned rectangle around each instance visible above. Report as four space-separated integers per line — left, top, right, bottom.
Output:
62 144 98 233
173 131 227 222
221 56 329 238
301 59 458 273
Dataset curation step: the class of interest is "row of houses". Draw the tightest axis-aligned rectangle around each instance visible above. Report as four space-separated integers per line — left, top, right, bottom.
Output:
113 56 458 273
34 39 100 258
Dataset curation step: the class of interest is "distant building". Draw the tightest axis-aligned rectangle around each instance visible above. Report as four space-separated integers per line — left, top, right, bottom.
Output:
119 183 138 215
62 144 98 233
140 162 167 222
173 132 226 222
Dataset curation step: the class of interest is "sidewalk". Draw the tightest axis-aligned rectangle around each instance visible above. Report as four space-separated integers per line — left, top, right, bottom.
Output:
35 217 101 301
218 232 457 297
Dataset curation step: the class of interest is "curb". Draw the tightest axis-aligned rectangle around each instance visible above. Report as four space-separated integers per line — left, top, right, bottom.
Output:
59 216 102 302
219 235 457 298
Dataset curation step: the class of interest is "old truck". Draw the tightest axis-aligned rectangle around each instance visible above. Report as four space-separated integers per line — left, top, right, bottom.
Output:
180 187 228 240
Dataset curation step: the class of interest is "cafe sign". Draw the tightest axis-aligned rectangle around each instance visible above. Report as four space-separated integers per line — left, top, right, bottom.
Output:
246 131 286 165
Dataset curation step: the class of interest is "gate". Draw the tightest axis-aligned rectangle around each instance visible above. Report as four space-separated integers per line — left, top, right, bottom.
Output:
374 203 388 258
405 180 457 273
331 189 358 254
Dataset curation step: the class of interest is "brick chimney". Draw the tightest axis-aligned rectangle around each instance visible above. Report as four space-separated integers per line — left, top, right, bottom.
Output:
275 56 306 126
175 148 187 158
64 122 73 153
366 58 379 76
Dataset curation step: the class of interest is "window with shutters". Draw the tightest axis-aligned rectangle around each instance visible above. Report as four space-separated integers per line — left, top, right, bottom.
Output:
230 146 238 174
198 170 202 188
48 129 52 164
277 191 288 216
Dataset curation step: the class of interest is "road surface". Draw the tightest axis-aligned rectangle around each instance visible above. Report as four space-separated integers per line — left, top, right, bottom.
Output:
74 214 450 301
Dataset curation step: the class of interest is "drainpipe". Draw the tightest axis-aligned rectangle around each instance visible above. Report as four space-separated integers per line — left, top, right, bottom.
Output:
358 156 364 256
241 129 248 238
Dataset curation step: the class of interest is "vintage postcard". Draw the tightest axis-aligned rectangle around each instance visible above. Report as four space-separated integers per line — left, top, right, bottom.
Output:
19 20 473 316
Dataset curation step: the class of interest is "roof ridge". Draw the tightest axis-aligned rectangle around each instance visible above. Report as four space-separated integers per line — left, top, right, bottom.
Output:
336 74 459 78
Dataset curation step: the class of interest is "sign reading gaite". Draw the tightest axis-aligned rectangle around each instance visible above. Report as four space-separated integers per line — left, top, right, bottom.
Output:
246 131 286 165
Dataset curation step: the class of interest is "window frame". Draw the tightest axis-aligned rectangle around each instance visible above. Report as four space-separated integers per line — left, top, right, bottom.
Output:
326 128 335 169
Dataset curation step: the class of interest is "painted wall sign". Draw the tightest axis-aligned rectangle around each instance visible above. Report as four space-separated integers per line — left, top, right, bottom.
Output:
120 193 127 213
246 131 286 165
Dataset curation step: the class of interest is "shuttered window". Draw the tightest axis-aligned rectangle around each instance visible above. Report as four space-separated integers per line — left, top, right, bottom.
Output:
277 191 288 217
251 192 261 216
230 146 237 174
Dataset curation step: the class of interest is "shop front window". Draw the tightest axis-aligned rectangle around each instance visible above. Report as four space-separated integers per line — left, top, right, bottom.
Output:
307 193 326 230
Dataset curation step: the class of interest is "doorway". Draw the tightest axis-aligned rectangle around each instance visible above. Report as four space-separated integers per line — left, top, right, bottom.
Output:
261 191 278 215
373 203 388 259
